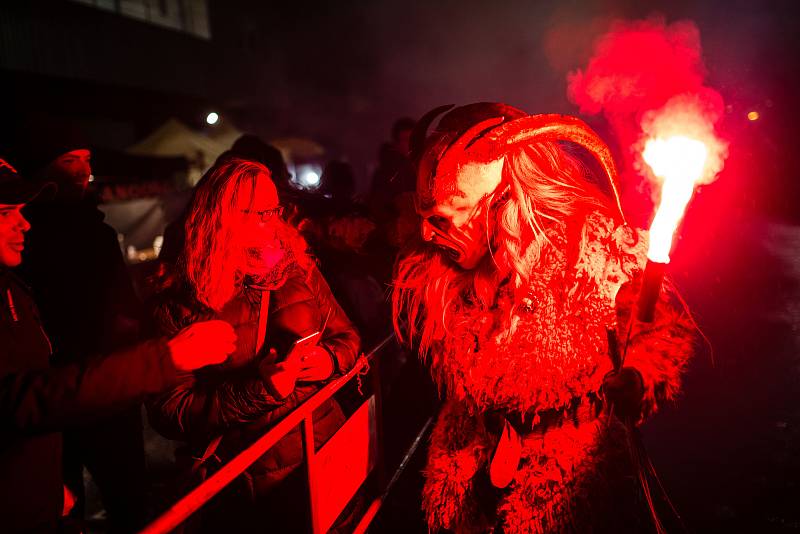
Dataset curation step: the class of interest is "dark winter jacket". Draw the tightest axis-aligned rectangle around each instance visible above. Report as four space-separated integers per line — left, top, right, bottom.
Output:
146 262 360 496
18 197 142 361
0 268 178 532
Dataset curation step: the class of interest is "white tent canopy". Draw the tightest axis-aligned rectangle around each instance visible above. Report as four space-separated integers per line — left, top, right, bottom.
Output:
128 118 328 185
128 118 230 159
127 118 233 183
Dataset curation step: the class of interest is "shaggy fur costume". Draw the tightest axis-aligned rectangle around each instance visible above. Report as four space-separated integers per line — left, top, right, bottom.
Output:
411 212 695 533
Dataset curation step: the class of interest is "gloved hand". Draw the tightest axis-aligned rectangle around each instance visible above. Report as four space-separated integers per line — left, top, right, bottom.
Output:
168 320 237 371
602 367 645 422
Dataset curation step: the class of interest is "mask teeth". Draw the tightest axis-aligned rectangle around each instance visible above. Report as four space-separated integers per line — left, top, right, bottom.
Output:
438 244 459 261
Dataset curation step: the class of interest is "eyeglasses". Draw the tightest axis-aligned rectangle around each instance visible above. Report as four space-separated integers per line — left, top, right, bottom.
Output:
241 206 284 222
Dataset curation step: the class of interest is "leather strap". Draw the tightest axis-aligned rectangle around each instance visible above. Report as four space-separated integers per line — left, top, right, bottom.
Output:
488 399 601 488
256 290 270 354
193 290 269 475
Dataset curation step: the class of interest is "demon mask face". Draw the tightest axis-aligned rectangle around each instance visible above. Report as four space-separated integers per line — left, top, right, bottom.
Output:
411 103 627 270
416 158 504 269
413 103 525 270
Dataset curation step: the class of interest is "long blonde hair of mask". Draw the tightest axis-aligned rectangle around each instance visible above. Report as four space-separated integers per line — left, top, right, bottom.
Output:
392 141 613 355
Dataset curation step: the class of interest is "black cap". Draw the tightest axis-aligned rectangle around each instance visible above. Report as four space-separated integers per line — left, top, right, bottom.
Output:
9 115 90 178
0 158 55 204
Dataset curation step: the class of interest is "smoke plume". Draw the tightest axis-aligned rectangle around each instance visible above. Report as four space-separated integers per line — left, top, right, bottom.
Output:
567 17 727 216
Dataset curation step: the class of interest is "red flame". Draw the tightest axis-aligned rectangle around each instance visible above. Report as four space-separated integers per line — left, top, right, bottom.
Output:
638 93 728 262
567 17 728 261
642 136 707 262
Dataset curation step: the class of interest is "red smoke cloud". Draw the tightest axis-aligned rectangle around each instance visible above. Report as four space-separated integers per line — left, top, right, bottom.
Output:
568 18 707 116
567 17 727 222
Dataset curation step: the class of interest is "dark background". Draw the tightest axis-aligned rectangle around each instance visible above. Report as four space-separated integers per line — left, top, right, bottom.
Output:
2 1 799 531
1 0 796 209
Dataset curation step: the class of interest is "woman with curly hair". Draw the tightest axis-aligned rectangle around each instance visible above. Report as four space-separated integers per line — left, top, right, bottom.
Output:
147 158 360 531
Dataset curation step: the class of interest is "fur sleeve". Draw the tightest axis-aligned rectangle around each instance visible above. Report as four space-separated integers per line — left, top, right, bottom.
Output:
423 399 495 533
615 278 696 418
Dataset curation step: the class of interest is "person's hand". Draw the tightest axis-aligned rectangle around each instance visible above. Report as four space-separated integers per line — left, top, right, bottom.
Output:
260 362 300 398
290 345 335 382
168 320 236 371
62 485 76 516
602 367 645 422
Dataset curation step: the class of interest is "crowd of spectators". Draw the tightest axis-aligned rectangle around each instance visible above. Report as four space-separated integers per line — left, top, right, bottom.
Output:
0 116 431 533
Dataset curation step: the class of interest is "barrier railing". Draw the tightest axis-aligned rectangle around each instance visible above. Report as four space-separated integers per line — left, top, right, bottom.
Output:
140 334 396 534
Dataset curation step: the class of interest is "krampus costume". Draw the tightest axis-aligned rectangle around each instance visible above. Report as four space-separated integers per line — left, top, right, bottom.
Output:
392 103 695 533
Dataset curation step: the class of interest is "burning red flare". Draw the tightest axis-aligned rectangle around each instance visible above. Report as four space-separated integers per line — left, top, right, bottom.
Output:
642 136 707 262
567 17 728 234
567 17 729 318
638 93 728 263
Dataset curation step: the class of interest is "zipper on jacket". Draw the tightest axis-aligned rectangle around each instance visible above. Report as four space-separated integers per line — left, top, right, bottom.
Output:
39 323 54 356
4 285 53 355
6 288 19 322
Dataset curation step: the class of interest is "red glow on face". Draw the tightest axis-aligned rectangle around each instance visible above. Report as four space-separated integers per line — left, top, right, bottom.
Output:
231 177 285 274
0 204 30 268
417 159 504 269
51 149 92 191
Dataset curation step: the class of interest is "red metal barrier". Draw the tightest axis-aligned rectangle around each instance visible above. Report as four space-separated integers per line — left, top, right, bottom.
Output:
140 335 394 534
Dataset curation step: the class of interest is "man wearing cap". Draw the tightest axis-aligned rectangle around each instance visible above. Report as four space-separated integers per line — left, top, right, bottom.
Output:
12 120 150 531
0 158 236 532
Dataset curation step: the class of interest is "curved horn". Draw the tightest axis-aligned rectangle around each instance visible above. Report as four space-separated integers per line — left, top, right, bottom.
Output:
435 116 505 178
409 104 455 164
469 114 626 223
